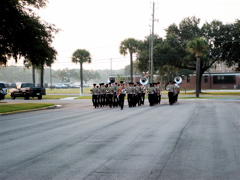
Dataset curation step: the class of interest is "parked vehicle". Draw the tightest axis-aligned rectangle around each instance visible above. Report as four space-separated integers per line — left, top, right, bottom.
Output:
0 82 7 100
10 82 46 100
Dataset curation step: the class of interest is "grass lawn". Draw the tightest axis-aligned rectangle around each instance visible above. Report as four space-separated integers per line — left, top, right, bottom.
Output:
46 88 91 94
4 94 77 100
0 103 55 114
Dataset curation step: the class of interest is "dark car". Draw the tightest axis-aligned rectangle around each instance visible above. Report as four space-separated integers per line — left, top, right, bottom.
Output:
0 82 7 100
10 82 46 100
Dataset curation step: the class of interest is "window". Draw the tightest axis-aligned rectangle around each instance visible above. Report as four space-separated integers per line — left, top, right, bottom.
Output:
204 76 208 83
187 76 190 83
213 75 236 84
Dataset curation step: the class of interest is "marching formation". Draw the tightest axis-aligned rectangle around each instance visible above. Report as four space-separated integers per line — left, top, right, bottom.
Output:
90 78 180 110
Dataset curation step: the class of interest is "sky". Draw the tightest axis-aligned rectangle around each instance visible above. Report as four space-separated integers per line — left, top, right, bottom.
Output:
8 0 240 70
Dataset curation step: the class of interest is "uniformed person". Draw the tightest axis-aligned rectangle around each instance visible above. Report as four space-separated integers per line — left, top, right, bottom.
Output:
105 84 109 106
126 82 134 107
90 84 99 108
148 83 156 106
99 83 106 107
153 83 158 105
107 83 114 108
132 84 137 107
112 82 118 107
141 84 146 105
135 82 142 106
118 81 126 110
173 82 180 103
166 81 175 105
156 82 162 104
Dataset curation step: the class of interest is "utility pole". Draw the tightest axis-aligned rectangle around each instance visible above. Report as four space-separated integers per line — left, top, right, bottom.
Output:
150 1 155 83
148 30 151 77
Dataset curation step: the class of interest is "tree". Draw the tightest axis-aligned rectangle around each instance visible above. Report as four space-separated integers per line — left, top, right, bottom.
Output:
137 17 240 92
0 0 58 87
72 49 91 93
202 19 240 71
54 68 72 83
187 37 208 97
136 39 150 73
83 70 100 84
119 38 139 82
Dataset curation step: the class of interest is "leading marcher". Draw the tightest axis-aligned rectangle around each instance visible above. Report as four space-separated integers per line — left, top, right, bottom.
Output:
173 82 180 103
90 84 99 108
166 81 175 105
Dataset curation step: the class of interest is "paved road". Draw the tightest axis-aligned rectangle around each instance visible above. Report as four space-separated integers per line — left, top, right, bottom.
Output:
0 99 240 180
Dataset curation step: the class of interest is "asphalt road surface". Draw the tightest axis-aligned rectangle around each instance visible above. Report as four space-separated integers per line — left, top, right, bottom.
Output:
0 99 240 180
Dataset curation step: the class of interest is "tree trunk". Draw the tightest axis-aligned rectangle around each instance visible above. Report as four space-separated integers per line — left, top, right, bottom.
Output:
80 63 83 93
32 66 35 85
196 57 201 98
199 71 204 93
40 65 44 88
130 53 133 82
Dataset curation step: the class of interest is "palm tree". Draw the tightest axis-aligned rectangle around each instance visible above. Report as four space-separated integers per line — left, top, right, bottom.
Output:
187 37 208 97
120 38 139 82
72 49 91 93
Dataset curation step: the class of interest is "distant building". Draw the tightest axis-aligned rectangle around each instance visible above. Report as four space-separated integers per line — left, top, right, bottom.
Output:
181 62 240 89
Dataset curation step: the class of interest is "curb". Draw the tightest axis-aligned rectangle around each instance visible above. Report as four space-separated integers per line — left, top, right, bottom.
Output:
0 105 57 116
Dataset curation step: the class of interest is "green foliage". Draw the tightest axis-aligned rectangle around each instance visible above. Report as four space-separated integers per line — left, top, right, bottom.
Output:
186 37 208 57
0 0 58 66
137 16 239 80
120 38 140 82
0 103 54 114
119 38 139 55
72 49 91 65
71 49 91 93
0 66 59 83
53 68 100 83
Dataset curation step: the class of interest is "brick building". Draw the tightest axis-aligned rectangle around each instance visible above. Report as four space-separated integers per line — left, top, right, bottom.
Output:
181 62 240 89
181 73 240 89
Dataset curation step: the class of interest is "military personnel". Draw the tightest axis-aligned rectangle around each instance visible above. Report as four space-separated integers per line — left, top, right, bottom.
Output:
132 84 137 107
107 83 114 108
135 82 142 106
90 84 99 108
166 81 175 105
173 82 180 103
118 81 126 110
155 82 161 104
99 83 106 107
105 84 109 106
141 84 146 105
148 83 156 106
153 83 158 105
156 82 162 104
126 82 134 107
112 82 118 107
